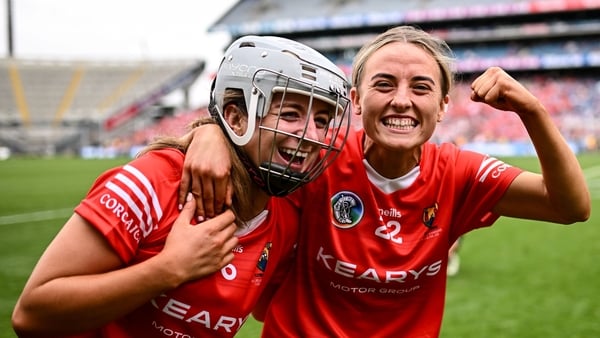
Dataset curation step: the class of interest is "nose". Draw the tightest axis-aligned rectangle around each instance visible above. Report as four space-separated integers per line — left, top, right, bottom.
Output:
390 87 411 110
300 116 321 143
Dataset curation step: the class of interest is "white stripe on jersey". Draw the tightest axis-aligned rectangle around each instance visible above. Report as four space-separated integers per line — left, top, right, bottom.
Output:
102 164 164 237
123 164 163 221
105 180 149 235
476 157 504 182
114 173 155 231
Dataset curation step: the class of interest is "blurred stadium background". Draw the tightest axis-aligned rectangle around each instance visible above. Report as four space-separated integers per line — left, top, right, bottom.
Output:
1 1 599 337
1 0 599 159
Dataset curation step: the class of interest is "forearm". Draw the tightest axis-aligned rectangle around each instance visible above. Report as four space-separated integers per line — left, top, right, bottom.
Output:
13 255 179 335
179 122 233 217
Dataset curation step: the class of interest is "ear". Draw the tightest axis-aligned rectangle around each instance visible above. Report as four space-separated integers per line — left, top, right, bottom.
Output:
223 104 247 136
438 95 449 122
350 87 361 115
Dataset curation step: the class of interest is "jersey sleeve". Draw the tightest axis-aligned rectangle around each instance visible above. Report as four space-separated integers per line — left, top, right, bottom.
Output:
74 149 184 262
451 148 523 235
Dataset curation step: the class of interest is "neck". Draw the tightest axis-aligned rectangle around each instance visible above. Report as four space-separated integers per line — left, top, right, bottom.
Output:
239 185 270 222
363 138 421 179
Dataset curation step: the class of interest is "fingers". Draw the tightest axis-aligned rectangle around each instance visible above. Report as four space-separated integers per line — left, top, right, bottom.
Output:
193 171 232 219
178 170 192 211
183 123 233 220
176 193 196 225
203 211 239 269
200 177 216 218
190 178 207 221
471 67 540 114
219 232 238 266
162 207 238 283
209 209 237 232
225 182 233 208
470 67 510 109
219 237 238 267
213 178 233 216
470 67 496 102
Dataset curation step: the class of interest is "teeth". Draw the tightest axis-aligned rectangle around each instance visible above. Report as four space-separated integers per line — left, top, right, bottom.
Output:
384 117 416 129
281 148 308 159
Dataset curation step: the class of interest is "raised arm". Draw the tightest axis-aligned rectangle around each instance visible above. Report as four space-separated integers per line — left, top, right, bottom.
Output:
471 67 590 224
179 123 234 219
12 195 238 336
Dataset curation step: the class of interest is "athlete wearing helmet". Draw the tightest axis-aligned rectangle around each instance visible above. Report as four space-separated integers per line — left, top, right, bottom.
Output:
12 35 350 338
209 35 350 197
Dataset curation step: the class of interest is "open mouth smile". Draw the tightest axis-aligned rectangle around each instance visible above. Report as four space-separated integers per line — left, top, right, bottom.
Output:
279 147 309 166
383 116 418 130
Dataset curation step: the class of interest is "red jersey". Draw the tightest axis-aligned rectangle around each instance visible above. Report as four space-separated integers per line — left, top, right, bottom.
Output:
262 128 522 338
72 148 298 337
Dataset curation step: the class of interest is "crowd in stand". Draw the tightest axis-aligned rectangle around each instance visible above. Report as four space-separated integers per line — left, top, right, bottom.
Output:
116 73 598 157
436 75 599 151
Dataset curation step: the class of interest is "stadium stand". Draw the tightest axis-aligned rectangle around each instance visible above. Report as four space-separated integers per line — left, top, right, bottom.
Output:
203 0 600 155
2 0 598 157
0 58 204 156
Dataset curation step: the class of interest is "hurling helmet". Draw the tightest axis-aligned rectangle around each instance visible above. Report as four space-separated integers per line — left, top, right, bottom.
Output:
209 35 351 196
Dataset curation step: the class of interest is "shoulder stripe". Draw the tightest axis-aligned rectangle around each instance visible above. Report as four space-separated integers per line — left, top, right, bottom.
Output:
105 180 149 234
476 157 503 182
123 164 163 220
101 164 164 238
114 173 154 230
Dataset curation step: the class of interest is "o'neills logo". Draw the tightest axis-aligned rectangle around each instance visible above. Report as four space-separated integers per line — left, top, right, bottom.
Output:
331 191 363 229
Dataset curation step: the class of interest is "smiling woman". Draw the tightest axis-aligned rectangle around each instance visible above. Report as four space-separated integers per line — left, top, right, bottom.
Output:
179 25 591 338
10 35 351 338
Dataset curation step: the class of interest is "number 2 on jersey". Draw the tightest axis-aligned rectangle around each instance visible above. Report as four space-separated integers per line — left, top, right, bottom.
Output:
374 220 403 244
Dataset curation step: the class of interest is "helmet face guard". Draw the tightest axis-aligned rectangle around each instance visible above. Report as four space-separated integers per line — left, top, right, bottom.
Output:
253 70 350 196
210 35 351 196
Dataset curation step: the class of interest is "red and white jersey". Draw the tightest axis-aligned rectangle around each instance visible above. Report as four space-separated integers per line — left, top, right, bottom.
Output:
71 148 298 338
262 128 522 338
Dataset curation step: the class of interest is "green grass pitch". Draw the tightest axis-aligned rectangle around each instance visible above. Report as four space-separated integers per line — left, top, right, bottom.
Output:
1 154 599 337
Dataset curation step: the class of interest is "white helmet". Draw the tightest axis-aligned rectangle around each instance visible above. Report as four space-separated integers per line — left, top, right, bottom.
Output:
209 35 351 196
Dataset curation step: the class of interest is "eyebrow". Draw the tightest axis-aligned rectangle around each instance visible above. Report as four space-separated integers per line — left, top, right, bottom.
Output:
413 75 436 85
277 102 305 110
370 73 436 85
369 73 394 82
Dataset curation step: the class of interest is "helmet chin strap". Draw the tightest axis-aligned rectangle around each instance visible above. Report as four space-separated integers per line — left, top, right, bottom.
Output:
257 162 309 197
238 147 310 197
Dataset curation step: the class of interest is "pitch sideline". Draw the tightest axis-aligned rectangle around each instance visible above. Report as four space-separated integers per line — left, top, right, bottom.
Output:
0 208 74 226
1 164 599 226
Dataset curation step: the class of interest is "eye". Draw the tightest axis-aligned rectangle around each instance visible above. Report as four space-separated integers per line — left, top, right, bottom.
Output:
413 82 433 93
313 111 332 129
372 80 394 91
278 110 302 121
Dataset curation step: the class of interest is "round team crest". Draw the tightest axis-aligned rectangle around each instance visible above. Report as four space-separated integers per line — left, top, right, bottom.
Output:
331 191 364 229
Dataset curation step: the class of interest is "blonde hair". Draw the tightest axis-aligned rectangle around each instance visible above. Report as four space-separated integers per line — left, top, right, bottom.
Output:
352 25 456 97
